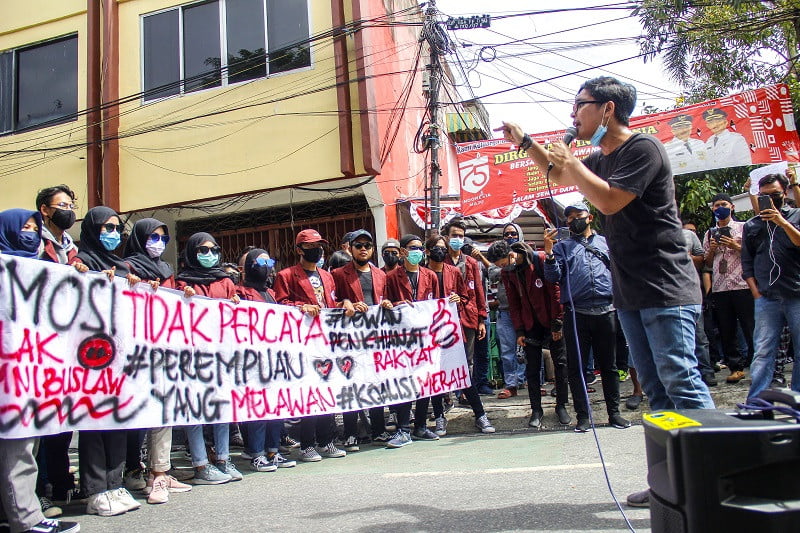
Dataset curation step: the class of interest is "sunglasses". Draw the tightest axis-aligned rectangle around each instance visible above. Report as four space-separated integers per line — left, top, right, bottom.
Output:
352 242 374 250
503 231 518 237
148 233 170 244
255 257 275 268
100 223 123 234
406 245 424 251
197 245 221 255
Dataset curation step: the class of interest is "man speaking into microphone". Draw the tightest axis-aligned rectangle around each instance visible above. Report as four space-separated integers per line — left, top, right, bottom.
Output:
496 76 714 506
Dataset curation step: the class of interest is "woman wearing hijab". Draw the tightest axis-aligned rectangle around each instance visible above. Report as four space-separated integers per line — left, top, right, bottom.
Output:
0 210 81 533
175 232 241 485
236 249 297 472
68 206 141 517
121 219 191 504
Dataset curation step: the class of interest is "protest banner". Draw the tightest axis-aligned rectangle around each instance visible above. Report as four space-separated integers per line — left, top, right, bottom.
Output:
458 84 800 215
0 256 469 438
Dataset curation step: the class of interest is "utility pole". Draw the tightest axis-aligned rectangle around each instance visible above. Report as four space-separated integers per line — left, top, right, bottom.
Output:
423 0 442 235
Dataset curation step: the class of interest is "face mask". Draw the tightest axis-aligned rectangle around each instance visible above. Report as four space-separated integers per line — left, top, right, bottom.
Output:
250 264 271 283
382 252 400 267
449 237 465 251
316 256 325 269
505 237 518 245
590 104 609 146
197 252 219 268
300 246 323 265
18 231 41 253
50 208 76 230
569 217 589 235
407 249 424 265
99 231 121 251
713 207 731 221
429 246 448 262
145 240 166 258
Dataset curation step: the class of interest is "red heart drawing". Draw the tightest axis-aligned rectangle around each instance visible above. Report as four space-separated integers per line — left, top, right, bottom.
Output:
336 356 354 379
314 359 333 380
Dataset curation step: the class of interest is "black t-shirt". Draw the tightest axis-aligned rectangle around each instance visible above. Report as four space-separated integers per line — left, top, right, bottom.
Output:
305 269 327 307
406 270 419 300
357 269 375 306
582 133 701 310
435 270 445 298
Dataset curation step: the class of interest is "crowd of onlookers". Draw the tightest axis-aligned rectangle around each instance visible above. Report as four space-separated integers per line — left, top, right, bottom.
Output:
1 170 797 531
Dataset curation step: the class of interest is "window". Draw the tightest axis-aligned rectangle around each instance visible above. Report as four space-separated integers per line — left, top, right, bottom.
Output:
0 35 78 134
142 0 310 102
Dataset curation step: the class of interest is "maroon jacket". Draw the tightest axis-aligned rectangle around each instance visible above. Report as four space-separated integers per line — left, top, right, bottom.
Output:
501 251 563 336
175 277 236 299
273 264 337 308
444 253 487 329
385 265 438 303
236 285 278 303
41 239 78 264
332 262 387 304
429 264 470 324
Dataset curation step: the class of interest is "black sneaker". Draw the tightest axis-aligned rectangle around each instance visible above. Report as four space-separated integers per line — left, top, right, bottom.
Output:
23 519 80 533
626 489 650 508
574 419 591 433
610 414 631 429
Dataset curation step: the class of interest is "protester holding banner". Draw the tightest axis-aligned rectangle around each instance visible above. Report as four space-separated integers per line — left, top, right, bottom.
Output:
380 239 402 274
35 185 79 265
332 230 396 447
274 229 352 462
69 206 141 516
175 232 241 485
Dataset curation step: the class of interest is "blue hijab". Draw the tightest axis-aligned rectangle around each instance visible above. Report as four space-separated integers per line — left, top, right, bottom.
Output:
0 209 42 258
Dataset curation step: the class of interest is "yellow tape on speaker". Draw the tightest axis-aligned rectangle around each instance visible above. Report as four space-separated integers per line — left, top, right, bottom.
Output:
643 412 702 431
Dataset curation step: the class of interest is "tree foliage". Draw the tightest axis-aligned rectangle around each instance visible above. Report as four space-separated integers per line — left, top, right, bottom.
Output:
675 167 754 232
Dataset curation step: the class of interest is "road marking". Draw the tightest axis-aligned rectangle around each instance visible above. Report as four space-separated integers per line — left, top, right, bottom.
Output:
384 462 609 478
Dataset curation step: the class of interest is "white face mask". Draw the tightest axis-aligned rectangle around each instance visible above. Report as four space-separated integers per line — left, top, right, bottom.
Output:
145 240 166 258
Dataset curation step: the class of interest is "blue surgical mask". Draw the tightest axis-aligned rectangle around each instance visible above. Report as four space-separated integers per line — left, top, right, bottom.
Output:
18 231 41 253
449 237 464 251
590 104 610 146
197 252 219 268
407 250 424 265
505 237 518 245
99 231 121 251
316 256 325 269
713 207 731 221
145 240 166 258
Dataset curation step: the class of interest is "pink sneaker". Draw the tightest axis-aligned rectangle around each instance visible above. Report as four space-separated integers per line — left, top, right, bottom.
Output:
147 477 169 505
144 474 192 495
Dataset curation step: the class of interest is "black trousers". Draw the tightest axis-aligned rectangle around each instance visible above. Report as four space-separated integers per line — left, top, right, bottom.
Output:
414 384 484 429
343 407 386 438
711 289 755 371
299 414 334 449
78 430 126 496
564 310 620 420
125 429 146 471
36 432 74 500
523 323 569 412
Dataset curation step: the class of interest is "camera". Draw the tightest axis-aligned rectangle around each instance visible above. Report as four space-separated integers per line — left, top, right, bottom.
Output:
757 194 773 212
711 226 731 243
461 242 474 256
555 227 572 241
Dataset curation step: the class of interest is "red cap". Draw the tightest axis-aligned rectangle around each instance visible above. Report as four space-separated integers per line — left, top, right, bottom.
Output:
296 229 328 245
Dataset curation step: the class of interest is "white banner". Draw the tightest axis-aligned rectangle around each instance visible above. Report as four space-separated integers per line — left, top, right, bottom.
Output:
0 256 470 438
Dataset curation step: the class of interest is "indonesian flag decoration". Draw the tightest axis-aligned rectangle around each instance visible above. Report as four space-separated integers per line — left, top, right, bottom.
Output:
457 83 800 216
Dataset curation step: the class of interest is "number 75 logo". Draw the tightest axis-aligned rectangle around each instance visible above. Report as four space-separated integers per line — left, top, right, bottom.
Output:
459 155 490 194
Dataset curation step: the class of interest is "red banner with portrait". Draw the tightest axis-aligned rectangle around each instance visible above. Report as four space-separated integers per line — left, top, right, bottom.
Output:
457 84 799 215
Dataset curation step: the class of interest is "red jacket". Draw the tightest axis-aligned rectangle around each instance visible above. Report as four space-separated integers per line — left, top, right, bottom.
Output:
332 262 386 304
428 264 470 325
385 265 438 303
444 253 488 329
273 264 337 308
40 240 78 264
175 277 236 299
501 251 563 336
236 285 277 303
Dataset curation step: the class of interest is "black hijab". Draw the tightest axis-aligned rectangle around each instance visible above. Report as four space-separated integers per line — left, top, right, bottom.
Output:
242 248 276 303
123 218 174 282
76 206 130 275
176 232 228 286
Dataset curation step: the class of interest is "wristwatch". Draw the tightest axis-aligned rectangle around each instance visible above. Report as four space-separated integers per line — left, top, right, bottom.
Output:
545 253 555 261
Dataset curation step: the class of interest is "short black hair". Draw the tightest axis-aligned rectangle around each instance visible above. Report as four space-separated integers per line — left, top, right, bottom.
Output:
425 235 446 250
442 217 466 235
36 184 76 210
578 76 637 126
486 240 512 262
710 193 733 204
759 173 789 192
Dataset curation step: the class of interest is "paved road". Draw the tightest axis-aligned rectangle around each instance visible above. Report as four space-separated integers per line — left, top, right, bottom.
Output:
68 425 652 533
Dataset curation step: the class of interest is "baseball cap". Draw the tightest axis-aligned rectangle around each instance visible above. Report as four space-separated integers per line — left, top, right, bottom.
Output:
296 229 327 245
563 202 590 217
341 231 354 244
381 239 401 252
348 229 373 243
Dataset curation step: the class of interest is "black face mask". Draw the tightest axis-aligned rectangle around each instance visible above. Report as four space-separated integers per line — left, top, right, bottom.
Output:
569 217 589 235
249 264 271 284
50 208 76 230
382 252 400 267
770 193 785 210
429 246 448 262
300 246 323 264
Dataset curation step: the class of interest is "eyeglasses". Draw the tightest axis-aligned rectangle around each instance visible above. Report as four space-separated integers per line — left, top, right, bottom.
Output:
99 223 123 234
148 233 170 244
197 245 221 255
50 202 78 211
383 251 399 256
255 256 275 268
406 245 424 251
352 242 374 250
573 100 603 112
503 231 518 237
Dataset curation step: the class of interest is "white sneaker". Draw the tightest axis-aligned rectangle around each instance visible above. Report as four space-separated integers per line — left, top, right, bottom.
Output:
110 487 141 512
342 435 360 452
434 416 448 437
475 414 496 434
86 490 127 517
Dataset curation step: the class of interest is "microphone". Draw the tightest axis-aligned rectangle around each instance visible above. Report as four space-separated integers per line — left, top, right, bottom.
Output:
547 126 579 172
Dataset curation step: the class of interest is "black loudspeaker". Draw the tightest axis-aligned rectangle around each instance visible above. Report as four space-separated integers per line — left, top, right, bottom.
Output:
643 392 800 533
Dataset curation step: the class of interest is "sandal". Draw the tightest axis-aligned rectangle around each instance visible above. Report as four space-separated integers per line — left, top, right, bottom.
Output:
586 387 596 393
497 388 517 399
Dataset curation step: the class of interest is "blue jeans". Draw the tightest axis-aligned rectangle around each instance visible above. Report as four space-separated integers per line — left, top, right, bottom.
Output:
748 296 800 399
185 424 229 467
617 305 714 410
496 310 526 387
244 420 282 456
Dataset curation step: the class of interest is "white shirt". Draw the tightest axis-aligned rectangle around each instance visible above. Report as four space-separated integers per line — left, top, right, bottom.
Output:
664 137 708 174
705 129 752 169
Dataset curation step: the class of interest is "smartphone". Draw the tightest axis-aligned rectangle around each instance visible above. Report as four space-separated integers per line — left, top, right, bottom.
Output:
461 242 474 256
717 226 731 239
757 194 773 212
555 227 572 241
